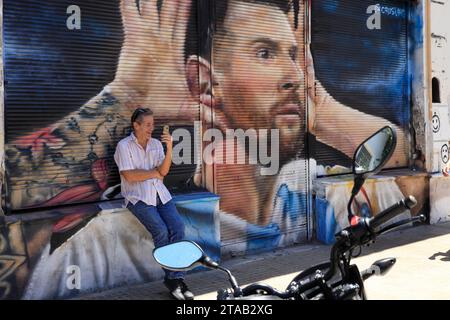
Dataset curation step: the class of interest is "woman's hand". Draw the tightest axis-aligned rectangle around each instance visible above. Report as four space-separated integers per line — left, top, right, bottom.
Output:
161 132 173 150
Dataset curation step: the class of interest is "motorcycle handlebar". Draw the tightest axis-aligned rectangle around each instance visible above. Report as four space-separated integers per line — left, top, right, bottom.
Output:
369 195 417 231
241 283 293 299
295 195 418 296
226 196 418 300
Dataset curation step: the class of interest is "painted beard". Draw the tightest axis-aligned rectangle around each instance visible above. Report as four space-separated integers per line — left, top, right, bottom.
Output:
277 120 303 165
250 119 302 171
273 100 304 165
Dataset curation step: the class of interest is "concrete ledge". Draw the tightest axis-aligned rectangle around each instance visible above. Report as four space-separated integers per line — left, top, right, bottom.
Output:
313 169 429 244
1 191 220 300
430 174 450 224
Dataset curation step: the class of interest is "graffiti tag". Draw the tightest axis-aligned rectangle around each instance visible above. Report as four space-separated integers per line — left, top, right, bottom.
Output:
432 113 441 133
441 144 449 164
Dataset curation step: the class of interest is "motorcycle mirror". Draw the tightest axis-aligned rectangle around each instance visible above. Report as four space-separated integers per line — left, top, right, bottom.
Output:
352 126 397 179
348 126 397 222
152 240 206 271
153 240 241 293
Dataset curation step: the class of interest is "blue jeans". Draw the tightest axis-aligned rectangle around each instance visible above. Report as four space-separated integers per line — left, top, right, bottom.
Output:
127 199 186 280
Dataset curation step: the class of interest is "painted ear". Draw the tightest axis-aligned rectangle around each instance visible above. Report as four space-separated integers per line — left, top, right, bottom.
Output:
186 55 220 109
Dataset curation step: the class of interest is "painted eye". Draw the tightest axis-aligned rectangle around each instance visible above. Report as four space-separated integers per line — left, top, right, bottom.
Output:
256 48 272 59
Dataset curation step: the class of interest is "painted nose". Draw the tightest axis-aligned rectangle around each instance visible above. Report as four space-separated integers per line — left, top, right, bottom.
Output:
279 59 302 92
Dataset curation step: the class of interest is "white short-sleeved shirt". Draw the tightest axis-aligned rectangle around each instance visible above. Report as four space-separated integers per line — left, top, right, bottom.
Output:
114 133 172 207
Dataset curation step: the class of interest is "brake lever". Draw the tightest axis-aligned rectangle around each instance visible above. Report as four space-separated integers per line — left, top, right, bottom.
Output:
377 215 425 235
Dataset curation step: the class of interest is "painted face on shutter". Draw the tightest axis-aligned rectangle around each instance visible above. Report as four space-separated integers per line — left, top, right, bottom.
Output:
214 1 305 160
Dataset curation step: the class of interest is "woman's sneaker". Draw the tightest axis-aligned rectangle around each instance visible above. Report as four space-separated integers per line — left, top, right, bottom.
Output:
179 280 195 300
163 278 185 300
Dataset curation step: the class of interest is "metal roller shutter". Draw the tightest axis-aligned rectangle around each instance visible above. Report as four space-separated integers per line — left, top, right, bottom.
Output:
3 0 200 213
207 1 310 252
311 0 410 173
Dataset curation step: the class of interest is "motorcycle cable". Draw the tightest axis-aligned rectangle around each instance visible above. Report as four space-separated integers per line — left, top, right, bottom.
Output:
377 215 425 236
347 176 365 223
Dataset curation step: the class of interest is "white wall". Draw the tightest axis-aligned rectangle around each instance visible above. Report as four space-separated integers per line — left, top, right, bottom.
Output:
430 0 450 173
430 0 450 225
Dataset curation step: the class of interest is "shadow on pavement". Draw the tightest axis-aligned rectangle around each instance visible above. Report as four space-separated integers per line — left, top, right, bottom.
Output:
357 222 450 257
429 250 450 262
75 222 450 300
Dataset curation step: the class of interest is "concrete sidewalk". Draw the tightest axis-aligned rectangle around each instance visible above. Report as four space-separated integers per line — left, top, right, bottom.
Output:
74 222 450 300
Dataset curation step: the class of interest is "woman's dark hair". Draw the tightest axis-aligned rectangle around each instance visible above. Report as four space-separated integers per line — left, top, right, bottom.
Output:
131 107 154 125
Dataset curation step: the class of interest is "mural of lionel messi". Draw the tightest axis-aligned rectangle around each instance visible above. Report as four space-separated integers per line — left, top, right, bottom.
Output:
4 0 409 226
2 0 412 298
184 0 409 254
4 0 411 206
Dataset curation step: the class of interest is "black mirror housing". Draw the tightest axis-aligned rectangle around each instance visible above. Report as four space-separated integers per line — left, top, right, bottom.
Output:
348 126 397 222
352 126 397 179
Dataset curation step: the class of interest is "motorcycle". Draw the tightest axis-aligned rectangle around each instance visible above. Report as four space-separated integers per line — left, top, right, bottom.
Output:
152 126 425 300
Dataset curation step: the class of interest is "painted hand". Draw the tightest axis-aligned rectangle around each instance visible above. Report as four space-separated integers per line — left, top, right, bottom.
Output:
112 0 196 122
